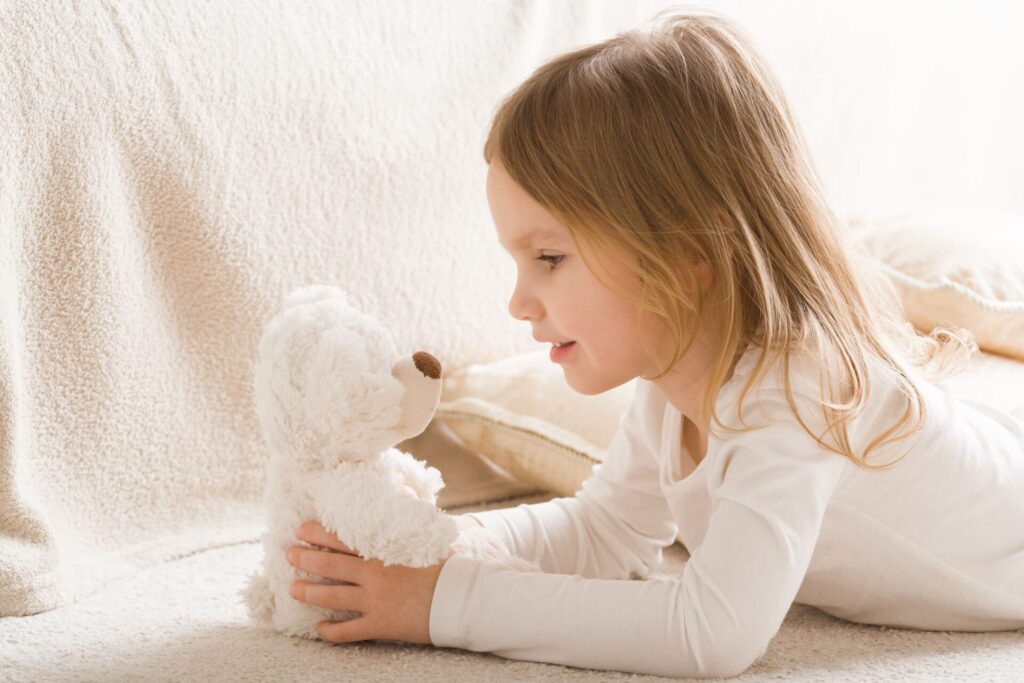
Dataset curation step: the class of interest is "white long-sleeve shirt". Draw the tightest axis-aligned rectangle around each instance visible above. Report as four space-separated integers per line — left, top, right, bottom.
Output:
428 344 1024 679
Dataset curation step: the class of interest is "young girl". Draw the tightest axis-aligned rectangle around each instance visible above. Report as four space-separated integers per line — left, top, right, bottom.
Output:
286 9 1024 678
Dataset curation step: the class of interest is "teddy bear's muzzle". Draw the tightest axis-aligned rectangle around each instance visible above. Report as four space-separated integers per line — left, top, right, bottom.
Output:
391 351 444 441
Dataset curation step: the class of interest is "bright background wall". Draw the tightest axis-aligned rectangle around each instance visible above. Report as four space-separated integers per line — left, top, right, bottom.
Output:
550 0 1024 224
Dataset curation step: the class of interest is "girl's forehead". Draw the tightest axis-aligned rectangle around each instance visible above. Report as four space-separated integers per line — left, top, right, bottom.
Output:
487 162 573 250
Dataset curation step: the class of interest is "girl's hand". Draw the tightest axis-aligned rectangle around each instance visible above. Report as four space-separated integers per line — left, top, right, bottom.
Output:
287 520 447 645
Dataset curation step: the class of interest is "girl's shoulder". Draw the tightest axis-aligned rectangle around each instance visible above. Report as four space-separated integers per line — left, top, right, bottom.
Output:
716 342 825 410
714 341 915 440
704 344 856 491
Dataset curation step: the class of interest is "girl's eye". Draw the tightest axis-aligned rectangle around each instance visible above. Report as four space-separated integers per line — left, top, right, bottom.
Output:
537 254 565 270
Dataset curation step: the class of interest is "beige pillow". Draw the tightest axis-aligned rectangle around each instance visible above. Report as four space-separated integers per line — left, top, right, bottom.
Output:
436 349 636 497
846 210 1024 360
439 349 637 449
396 419 542 510
434 397 604 499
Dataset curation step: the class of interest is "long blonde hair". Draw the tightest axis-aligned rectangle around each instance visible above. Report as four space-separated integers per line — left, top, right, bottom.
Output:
483 8 976 469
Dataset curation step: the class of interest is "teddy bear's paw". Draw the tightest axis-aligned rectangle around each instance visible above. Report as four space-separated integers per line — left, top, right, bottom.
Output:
381 448 446 503
366 509 460 569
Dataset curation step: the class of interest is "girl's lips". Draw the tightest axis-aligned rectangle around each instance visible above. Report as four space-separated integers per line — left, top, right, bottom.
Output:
550 340 576 362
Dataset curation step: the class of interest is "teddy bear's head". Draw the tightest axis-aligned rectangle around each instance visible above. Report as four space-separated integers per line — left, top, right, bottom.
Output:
253 284 442 472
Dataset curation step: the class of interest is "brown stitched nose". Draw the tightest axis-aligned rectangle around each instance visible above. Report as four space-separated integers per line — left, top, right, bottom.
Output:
412 351 442 379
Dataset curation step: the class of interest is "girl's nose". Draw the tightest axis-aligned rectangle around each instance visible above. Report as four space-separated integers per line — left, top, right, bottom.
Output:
508 283 541 322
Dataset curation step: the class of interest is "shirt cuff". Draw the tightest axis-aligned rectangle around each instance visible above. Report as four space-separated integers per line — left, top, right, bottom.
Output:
428 553 479 648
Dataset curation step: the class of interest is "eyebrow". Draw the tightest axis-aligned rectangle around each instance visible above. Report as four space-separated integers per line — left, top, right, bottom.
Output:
498 227 565 251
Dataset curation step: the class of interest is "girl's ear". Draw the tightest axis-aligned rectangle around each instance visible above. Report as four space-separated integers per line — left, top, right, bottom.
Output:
679 252 714 294
694 256 714 292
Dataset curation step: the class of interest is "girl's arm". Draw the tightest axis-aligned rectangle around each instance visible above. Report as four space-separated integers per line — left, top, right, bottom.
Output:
429 388 850 679
460 381 679 581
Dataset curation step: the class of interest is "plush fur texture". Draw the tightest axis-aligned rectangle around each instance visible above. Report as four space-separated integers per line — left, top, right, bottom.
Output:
239 285 540 640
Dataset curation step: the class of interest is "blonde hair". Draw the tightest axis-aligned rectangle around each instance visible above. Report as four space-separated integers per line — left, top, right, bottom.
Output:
483 7 976 469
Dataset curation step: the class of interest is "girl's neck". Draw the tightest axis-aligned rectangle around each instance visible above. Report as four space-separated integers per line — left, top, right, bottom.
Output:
681 414 709 466
657 343 743 457
656 341 739 421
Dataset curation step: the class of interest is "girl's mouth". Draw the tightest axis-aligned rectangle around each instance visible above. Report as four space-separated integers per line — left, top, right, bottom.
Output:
550 341 576 362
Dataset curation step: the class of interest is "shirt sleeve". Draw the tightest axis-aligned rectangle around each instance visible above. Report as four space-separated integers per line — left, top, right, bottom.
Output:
461 380 680 580
429 387 851 679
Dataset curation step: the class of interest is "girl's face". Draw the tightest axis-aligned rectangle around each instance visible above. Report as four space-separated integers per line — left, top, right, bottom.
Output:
486 160 677 395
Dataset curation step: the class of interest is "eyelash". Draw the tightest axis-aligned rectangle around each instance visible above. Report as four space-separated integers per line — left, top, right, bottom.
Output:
537 254 565 270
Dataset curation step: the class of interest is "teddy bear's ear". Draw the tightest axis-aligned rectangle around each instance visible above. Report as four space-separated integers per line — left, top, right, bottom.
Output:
282 284 349 310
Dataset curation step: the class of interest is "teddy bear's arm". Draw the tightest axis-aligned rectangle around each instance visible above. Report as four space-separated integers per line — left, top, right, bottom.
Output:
310 464 458 568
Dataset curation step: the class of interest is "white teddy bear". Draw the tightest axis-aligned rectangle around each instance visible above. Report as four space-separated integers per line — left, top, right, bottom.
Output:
240 284 540 640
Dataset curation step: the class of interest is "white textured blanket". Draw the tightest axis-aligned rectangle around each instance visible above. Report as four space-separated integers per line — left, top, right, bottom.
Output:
0 0 663 616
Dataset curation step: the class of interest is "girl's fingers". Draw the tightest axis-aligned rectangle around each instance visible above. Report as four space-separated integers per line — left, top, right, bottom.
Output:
291 580 366 614
318 616 375 644
289 546 366 583
296 521 358 555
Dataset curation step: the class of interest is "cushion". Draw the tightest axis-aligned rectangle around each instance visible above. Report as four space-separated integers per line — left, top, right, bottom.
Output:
436 350 637 497
435 397 605 499
439 349 638 451
396 419 542 510
845 209 1024 360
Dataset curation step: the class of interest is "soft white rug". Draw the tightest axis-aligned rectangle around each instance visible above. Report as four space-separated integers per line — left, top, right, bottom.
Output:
3 489 1022 682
